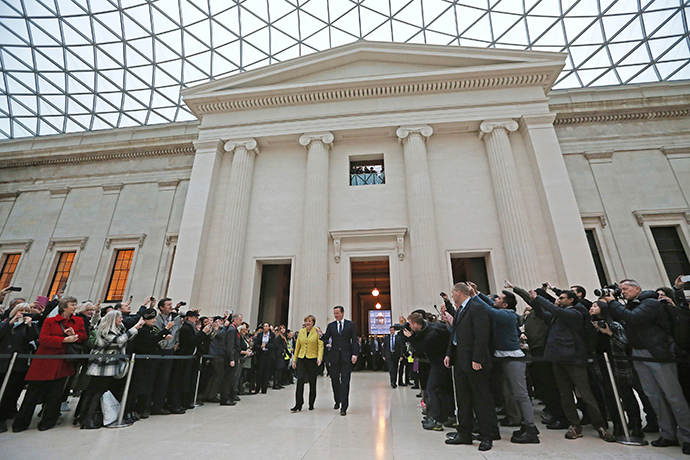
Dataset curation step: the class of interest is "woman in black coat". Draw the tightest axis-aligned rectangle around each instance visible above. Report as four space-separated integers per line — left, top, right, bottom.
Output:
273 326 288 389
252 323 275 394
0 303 39 433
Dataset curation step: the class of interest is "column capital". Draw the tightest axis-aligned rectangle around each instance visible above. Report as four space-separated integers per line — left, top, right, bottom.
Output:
396 125 433 143
299 132 334 149
518 113 557 134
479 120 518 139
193 138 224 152
224 138 260 154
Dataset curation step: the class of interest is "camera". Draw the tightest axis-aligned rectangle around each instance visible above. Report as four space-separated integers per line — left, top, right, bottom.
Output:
179 301 187 306
594 283 622 298
392 322 411 332
596 320 607 329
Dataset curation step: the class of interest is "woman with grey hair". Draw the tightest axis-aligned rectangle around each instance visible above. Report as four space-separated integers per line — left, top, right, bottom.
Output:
78 310 144 429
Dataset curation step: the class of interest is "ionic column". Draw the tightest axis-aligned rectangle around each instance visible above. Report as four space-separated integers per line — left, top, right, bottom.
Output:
294 132 333 323
479 120 540 288
396 125 443 306
212 139 260 310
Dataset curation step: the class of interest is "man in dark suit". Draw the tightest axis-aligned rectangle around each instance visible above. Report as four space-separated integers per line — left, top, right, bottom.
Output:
383 326 403 388
321 306 359 415
443 282 498 451
220 314 243 405
252 323 275 394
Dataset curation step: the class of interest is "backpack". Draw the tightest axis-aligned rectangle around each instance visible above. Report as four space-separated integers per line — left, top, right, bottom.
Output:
663 302 690 353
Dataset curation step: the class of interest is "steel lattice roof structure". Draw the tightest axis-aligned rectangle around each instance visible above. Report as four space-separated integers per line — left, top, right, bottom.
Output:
0 0 689 140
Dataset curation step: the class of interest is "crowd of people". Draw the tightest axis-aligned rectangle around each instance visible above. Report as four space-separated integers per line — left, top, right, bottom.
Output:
394 277 690 454
1 274 689 457
0 289 299 433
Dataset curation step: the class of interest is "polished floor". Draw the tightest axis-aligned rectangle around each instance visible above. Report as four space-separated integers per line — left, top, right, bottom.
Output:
2 371 687 460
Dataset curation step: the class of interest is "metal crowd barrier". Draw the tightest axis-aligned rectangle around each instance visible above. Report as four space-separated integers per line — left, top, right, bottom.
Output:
0 352 209 429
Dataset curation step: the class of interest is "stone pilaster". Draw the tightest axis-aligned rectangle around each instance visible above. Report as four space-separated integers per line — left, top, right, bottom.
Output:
294 132 333 323
168 139 225 306
396 125 443 305
479 120 541 288
211 139 260 311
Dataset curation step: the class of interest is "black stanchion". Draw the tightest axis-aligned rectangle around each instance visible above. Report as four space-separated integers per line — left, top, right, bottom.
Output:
0 352 17 403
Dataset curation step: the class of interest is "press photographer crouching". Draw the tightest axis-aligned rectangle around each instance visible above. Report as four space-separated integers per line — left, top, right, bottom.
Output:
599 279 690 454
400 311 455 431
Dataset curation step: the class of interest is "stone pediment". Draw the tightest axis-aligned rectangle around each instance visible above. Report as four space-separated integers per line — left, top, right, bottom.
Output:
182 40 565 116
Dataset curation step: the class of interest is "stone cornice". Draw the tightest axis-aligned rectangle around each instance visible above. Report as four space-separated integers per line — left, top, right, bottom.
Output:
157 179 181 190
0 239 33 252
584 150 614 164
105 234 146 249
479 120 518 139
633 208 690 226
0 191 19 202
299 132 334 149
0 145 195 170
581 212 607 228
554 108 690 125
48 236 88 251
224 138 260 155
661 145 690 159
192 73 552 115
330 227 408 263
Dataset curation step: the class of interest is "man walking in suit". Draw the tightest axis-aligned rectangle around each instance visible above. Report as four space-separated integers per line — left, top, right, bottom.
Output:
321 306 359 415
443 282 498 451
383 326 403 388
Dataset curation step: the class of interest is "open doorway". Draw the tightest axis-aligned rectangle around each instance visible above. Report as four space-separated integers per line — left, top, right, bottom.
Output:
350 258 391 336
257 263 291 327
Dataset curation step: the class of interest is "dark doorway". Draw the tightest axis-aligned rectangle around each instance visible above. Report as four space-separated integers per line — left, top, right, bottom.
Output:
351 259 390 336
257 263 291 327
451 256 490 294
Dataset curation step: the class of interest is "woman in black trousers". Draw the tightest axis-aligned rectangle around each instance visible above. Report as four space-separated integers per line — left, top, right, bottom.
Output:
291 315 324 412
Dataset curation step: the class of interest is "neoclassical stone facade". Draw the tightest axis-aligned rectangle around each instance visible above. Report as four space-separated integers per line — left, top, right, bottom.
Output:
0 42 688 328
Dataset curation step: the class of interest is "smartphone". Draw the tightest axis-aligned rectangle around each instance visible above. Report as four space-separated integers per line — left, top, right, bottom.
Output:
129 295 133 300
61 282 68 291
503 279 508 288
8 286 22 292
681 275 690 283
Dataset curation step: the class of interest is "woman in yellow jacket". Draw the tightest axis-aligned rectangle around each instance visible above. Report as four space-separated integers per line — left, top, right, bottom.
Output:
291 315 324 412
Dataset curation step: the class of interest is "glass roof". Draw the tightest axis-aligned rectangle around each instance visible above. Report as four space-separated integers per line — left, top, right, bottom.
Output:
1 0 689 140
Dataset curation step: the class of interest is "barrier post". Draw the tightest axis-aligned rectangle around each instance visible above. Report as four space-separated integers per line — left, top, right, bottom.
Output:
0 352 18 403
193 355 203 406
603 352 647 446
107 353 136 429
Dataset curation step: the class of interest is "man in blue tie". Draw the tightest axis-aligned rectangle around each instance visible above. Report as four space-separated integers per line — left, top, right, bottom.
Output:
383 326 403 388
321 306 359 415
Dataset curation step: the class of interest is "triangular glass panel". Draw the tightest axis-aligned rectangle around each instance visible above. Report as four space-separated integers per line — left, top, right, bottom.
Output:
393 0 424 28
151 6 180 34
180 0 209 26
627 65 658 84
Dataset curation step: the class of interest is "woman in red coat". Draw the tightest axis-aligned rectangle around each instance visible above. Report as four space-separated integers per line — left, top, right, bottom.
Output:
12 296 86 432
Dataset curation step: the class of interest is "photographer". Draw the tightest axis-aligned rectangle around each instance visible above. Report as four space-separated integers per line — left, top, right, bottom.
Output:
599 279 690 453
0 303 39 433
401 312 455 431
469 283 539 444
508 281 614 442
151 297 182 415
589 301 644 439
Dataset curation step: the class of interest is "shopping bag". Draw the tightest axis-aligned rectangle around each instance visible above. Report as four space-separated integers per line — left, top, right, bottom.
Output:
101 390 120 426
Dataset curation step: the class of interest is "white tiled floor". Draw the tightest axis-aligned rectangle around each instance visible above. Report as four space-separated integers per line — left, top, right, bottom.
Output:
1 371 687 460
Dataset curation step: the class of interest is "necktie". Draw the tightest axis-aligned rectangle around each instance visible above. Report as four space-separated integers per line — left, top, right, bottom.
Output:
391 336 395 352
338 321 342 335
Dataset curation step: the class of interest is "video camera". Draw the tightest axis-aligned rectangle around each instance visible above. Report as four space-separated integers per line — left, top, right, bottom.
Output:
392 322 411 332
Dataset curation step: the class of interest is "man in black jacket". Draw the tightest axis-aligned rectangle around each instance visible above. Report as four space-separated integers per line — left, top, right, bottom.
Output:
443 282 497 451
220 314 243 405
168 311 211 414
600 279 690 453
403 312 455 431
321 306 359 416
510 282 614 442
383 326 403 388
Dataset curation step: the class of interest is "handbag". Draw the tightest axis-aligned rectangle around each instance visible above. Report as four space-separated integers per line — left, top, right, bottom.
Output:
114 357 129 379
59 322 83 363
